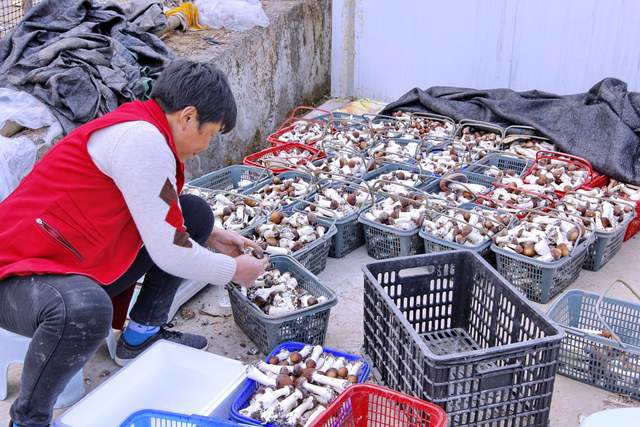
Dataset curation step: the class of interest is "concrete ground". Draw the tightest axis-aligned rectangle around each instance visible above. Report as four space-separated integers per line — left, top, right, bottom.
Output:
1 234 638 426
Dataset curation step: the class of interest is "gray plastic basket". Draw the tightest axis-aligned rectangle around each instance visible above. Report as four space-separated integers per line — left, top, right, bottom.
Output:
226 255 337 354
583 214 635 271
292 221 337 275
492 237 591 304
424 171 496 204
418 203 502 263
363 251 562 426
294 183 372 258
243 171 314 213
187 165 271 193
547 288 640 398
358 207 424 260
467 153 533 177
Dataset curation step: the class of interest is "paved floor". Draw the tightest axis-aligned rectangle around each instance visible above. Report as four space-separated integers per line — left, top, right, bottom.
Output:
2 233 639 426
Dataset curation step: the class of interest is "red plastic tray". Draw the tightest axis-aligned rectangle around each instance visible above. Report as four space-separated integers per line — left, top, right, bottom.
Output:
521 150 596 197
243 143 325 174
308 384 447 427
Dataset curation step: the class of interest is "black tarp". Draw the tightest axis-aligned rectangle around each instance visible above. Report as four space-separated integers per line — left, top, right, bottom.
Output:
0 0 171 132
381 78 640 185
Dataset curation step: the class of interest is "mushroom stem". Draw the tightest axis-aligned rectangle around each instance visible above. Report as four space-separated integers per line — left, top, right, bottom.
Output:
307 370 350 392
304 405 327 427
285 396 316 426
260 385 292 409
246 366 276 388
309 345 324 363
296 377 334 403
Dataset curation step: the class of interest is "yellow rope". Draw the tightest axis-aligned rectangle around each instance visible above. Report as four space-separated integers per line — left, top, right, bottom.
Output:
165 3 208 31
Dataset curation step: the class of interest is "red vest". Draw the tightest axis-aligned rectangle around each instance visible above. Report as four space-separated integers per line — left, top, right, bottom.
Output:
0 100 185 285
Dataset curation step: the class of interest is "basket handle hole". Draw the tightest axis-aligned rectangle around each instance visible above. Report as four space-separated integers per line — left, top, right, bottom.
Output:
399 266 436 278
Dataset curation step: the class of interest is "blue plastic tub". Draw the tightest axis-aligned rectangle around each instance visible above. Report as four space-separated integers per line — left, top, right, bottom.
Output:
229 341 370 426
120 410 242 427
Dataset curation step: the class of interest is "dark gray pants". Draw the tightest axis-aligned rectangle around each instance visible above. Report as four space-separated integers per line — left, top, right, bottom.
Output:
0 195 213 426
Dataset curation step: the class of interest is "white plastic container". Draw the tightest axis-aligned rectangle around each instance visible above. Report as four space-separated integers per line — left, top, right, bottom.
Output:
54 341 246 427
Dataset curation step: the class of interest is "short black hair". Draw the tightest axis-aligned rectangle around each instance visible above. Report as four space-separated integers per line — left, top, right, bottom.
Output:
150 60 237 133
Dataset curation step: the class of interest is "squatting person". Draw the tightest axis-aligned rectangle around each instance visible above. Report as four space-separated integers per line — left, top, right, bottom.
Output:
0 60 267 427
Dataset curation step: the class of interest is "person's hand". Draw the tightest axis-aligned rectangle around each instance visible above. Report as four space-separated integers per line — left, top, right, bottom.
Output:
232 254 269 286
207 228 261 257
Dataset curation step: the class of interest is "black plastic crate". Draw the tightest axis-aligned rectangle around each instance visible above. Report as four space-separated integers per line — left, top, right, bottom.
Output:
362 251 563 426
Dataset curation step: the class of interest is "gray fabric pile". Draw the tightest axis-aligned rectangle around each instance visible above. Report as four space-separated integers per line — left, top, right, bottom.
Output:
0 0 172 132
381 78 640 185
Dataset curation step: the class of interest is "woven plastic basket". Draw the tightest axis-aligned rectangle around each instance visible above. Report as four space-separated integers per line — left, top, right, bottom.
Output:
363 251 562 426
187 165 272 194
243 143 325 174
467 153 533 177
308 384 448 427
583 214 635 271
120 410 240 427
492 237 591 304
358 206 424 260
226 255 337 354
547 280 640 398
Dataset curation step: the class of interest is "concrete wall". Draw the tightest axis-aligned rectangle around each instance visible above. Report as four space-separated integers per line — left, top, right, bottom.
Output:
165 0 331 180
332 0 640 101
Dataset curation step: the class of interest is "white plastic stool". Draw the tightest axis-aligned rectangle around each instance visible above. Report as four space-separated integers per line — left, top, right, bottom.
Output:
0 328 85 408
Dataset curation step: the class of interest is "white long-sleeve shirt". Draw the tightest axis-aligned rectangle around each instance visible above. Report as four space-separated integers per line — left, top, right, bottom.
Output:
87 120 236 285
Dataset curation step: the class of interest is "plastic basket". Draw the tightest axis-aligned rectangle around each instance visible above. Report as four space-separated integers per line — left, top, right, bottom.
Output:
521 150 596 197
492 237 591 304
583 214 635 271
362 251 563 427
423 171 496 205
418 203 504 262
243 171 315 213
243 143 325 174
308 384 447 427
227 255 337 354
187 165 272 194
362 162 438 191
358 206 424 260
230 341 371 427
120 410 240 427
547 283 640 399
294 182 373 258
467 153 533 177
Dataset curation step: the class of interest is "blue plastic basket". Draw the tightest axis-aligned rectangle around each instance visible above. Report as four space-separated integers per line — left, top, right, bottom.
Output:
230 341 370 427
120 410 242 427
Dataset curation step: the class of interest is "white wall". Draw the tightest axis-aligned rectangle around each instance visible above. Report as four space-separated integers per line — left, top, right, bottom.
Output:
331 0 640 101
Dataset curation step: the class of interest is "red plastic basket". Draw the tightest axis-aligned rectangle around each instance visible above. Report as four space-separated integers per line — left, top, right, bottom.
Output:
243 143 325 174
625 217 640 241
308 384 447 427
267 106 334 147
521 150 596 197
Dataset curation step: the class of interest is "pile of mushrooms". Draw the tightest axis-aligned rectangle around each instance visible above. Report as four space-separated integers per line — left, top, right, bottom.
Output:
422 206 512 247
368 117 413 140
254 212 328 255
391 111 455 143
321 128 372 152
256 148 319 170
365 169 427 196
307 154 368 180
304 185 371 219
247 175 310 211
494 212 586 262
604 179 640 204
278 120 326 145
523 158 590 192
430 174 492 205
557 189 634 233
504 136 555 159
454 127 502 161
182 189 263 233
239 268 328 316
480 184 557 211
242 345 364 426
477 164 520 179
362 192 434 231
415 147 466 175
369 139 419 162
